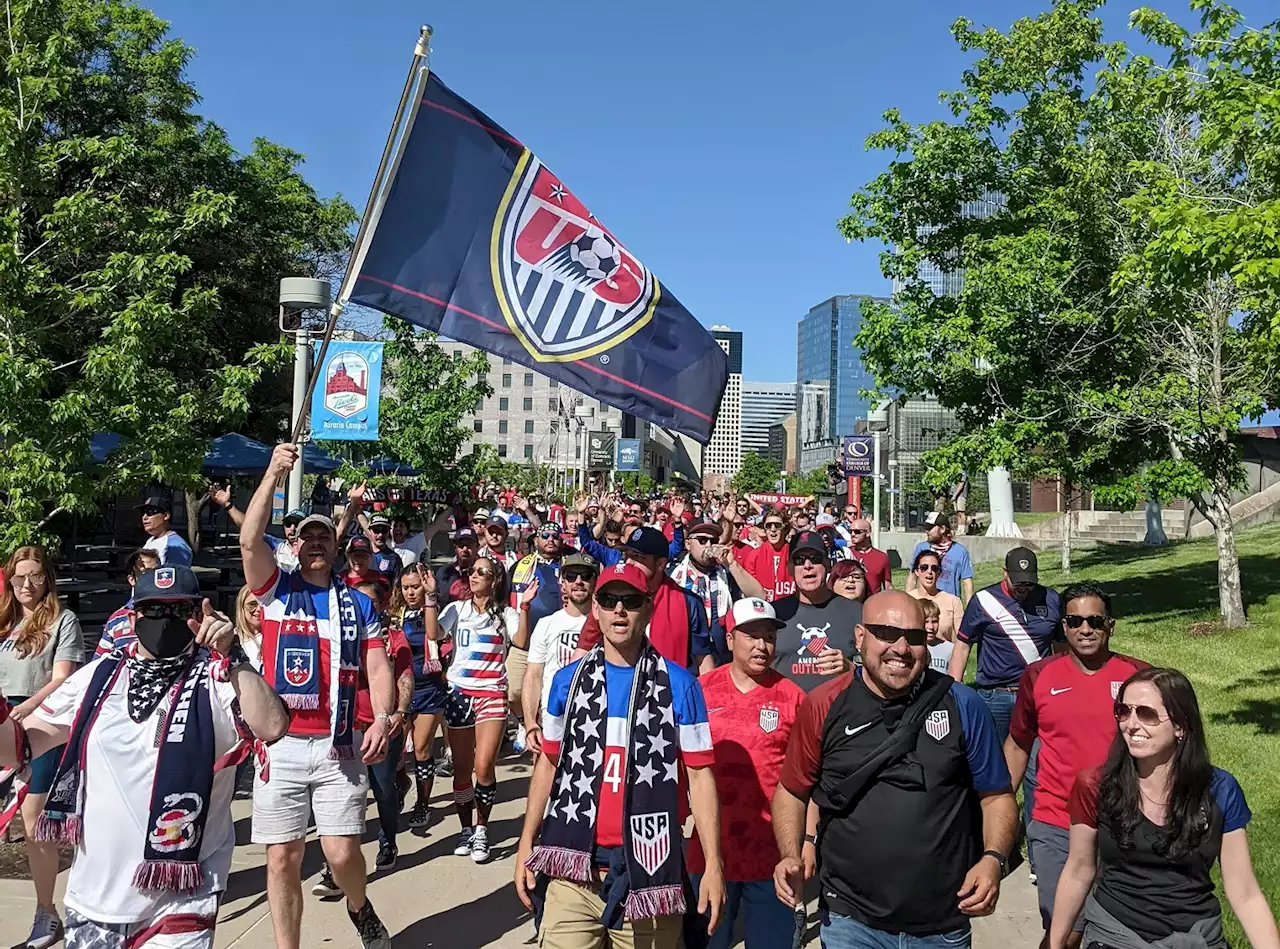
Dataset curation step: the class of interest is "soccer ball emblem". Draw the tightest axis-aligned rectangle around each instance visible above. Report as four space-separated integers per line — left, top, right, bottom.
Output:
569 231 620 285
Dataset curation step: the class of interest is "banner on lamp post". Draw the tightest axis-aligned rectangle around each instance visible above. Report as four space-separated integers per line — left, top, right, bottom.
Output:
311 341 384 441
617 438 641 472
841 435 874 478
587 431 616 469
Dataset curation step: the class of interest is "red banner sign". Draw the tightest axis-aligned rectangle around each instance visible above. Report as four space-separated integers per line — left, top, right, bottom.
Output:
746 492 814 507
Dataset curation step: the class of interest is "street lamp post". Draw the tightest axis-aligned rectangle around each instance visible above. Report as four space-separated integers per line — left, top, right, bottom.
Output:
867 401 889 548
279 277 332 514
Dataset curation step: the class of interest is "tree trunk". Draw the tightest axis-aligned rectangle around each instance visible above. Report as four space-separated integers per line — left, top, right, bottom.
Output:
1144 498 1168 546
185 489 202 554
1209 481 1245 628
1061 510 1072 573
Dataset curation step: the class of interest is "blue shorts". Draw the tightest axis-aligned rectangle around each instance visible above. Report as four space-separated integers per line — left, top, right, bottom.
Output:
27 744 62 795
410 682 448 715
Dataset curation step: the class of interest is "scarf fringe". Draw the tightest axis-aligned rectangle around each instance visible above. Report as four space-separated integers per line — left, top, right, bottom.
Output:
282 693 320 710
132 859 205 893
328 744 355 761
34 812 81 845
625 884 686 920
525 845 592 883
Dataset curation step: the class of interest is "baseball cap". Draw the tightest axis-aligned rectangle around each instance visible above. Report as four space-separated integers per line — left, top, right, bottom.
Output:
790 530 828 561
561 552 599 574
452 525 479 545
297 513 336 536
134 565 202 603
728 597 785 631
924 511 951 530
1005 547 1039 584
686 521 722 542
283 509 307 526
485 515 509 531
815 513 837 527
620 526 668 559
369 514 391 529
135 494 172 514
346 535 372 555
586 497 601 509
594 562 649 595
536 522 564 536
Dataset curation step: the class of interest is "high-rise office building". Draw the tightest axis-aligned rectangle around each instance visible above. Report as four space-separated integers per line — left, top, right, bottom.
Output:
706 326 743 476
795 295 883 473
891 193 1005 299
741 381 796 459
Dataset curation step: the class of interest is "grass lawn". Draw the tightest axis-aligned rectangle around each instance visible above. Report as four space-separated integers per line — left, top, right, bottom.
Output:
1013 511 1062 528
961 521 1280 944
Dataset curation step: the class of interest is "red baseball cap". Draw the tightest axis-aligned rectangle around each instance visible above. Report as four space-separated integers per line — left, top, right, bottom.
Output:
594 562 649 595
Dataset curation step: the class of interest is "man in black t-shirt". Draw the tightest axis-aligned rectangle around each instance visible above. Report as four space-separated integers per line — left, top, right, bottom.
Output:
770 531 861 693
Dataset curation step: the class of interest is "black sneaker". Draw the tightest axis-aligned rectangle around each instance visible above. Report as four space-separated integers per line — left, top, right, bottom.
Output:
375 840 397 871
349 899 393 949
408 799 431 829
311 865 341 899
436 755 453 778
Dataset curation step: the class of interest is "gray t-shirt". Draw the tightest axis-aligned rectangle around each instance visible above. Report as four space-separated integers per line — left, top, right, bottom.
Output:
771 593 864 693
0 610 84 698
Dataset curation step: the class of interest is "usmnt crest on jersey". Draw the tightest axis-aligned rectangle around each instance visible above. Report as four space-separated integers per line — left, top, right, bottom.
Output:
759 705 780 734
925 709 950 742
493 154 659 363
283 648 314 687
1111 680 1124 699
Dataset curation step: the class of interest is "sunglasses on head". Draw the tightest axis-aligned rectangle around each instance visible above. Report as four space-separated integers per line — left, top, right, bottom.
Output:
137 600 199 620
863 622 928 648
596 591 648 610
790 552 825 567
1064 614 1108 630
1114 702 1169 727
562 568 595 584
916 564 940 574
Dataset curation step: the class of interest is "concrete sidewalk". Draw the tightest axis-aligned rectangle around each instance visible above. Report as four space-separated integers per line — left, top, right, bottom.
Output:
0 758 1039 948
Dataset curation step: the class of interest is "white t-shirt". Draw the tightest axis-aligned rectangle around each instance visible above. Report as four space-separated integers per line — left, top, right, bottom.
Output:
439 600 520 694
143 531 192 566
928 639 955 676
391 541 419 568
35 658 242 923
526 609 587 724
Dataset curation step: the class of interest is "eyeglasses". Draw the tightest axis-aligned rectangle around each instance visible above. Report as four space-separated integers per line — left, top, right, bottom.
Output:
862 622 928 648
137 601 199 620
916 564 940 574
596 591 648 610
628 509 643 517
562 568 595 584
11 573 46 587
1064 614 1109 630
790 553 826 567
471 567 494 578
1114 702 1169 727
764 522 785 530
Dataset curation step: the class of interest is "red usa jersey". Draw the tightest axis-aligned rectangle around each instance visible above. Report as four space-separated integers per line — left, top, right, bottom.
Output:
738 543 795 601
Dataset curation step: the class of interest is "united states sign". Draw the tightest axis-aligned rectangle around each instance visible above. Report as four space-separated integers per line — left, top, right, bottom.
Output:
349 73 729 443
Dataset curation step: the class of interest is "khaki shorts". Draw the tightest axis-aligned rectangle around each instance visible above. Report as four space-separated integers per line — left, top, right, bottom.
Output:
540 878 683 949
251 733 369 844
507 645 529 707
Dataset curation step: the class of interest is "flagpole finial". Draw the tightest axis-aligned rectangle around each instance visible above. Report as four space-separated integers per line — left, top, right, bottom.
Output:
416 24 433 56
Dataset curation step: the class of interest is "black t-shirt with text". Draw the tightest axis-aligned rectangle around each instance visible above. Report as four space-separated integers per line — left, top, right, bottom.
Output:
771 593 863 693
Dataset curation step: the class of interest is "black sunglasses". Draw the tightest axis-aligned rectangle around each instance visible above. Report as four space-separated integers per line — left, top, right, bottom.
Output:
137 600 199 620
850 528 869 535
1064 614 1109 630
916 564 940 574
1114 702 1168 727
596 591 648 610
862 622 928 648
140 507 166 517
764 522 786 530
562 568 595 584
790 552 826 567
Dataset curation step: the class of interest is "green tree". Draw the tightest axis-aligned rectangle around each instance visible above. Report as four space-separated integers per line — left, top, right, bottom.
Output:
0 0 355 549
730 451 782 496
786 467 832 498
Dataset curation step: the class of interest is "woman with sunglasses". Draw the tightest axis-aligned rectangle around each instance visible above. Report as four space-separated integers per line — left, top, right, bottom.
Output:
0 547 84 949
737 510 796 601
425 553 535 863
234 584 265 673
829 559 868 602
907 550 963 642
1051 668 1279 949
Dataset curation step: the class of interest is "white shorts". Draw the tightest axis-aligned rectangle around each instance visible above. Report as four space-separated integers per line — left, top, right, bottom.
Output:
65 896 218 949
251 733 368 844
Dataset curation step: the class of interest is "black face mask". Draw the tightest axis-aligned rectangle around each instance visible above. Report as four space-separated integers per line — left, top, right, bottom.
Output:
135 616 195 659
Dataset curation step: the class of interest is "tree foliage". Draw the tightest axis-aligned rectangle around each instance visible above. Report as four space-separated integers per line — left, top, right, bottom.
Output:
730 451 783 496
840 0 1278 624
0 0 355 550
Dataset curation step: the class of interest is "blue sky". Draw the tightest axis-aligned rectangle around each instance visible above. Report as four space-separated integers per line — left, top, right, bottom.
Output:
152 0 1273 389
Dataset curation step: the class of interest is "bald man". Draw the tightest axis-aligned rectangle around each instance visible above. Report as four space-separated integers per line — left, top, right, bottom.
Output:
844 518 893 594
772 591 1016 949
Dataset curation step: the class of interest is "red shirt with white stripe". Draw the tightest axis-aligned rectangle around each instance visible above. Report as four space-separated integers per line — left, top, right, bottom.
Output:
439 599 520 695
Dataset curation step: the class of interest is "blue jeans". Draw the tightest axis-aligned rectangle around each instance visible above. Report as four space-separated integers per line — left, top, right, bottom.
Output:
821 912 970 949
978 688 1039 871
691 876 795 949
366 733 406 847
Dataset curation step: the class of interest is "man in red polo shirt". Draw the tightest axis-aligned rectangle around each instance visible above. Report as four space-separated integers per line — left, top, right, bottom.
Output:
1005 580 1148 948
844 518 893 594
688 597 805 949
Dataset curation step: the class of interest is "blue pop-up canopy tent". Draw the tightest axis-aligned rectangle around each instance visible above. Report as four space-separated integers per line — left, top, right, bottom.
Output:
203 433 272 476
365 456 421 477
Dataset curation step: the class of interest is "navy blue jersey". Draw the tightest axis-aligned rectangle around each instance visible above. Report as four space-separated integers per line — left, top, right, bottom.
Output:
958 583 1063 687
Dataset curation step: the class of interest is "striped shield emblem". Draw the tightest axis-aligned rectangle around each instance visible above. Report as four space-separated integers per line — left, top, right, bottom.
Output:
629 812 671 876
924 710 950 742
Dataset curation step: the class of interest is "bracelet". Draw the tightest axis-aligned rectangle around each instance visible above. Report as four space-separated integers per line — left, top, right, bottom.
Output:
375 712 392 722
804 834 817 846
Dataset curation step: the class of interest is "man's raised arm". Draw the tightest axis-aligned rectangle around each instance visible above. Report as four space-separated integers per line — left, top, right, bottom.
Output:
241 444 298 592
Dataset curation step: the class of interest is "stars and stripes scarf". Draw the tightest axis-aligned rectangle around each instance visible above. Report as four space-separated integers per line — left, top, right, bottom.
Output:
36 647 217 893
526 642 685 920
668 556 732 632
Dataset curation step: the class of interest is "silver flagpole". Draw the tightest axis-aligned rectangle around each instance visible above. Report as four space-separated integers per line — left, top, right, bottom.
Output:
290 24 435 444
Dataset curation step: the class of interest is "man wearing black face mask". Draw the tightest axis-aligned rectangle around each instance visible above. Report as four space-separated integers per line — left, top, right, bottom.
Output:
0 565 289 949
949 548 1064 745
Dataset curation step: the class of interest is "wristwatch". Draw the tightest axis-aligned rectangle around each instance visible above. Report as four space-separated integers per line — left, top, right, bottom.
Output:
982 849 1008 875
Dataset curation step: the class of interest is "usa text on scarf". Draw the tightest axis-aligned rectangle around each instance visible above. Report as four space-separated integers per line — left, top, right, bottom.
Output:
526 643 685 920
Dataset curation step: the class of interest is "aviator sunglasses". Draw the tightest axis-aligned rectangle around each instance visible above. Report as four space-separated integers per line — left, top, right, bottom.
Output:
1114 702 1169 727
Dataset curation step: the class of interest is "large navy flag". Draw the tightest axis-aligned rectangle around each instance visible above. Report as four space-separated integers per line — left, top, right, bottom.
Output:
348 73 728 443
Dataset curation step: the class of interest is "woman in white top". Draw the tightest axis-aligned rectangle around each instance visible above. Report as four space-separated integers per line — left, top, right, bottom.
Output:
0 546 83 949
233 584 264 673
423 553 535 864
907 549 963 642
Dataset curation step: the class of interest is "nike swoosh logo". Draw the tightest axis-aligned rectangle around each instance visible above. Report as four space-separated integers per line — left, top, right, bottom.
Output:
707 707 724 713
1050 687 1072 695
844 722 874 737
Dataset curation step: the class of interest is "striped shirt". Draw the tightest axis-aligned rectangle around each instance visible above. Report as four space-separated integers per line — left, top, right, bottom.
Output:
439 599 520 695
958 582 1063 687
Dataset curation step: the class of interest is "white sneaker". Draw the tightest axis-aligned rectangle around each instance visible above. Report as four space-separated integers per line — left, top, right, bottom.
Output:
470 825 491 864
453 827 474 856
26 907 62 949
513 723 527 754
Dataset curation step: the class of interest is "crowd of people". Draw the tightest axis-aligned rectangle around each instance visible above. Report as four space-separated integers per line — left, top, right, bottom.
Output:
0 443 1276 949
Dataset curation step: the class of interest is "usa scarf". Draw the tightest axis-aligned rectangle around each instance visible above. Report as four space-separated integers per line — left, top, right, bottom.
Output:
526 643 685 920
668 556 731 631
268 572 362 759
36 648 216 893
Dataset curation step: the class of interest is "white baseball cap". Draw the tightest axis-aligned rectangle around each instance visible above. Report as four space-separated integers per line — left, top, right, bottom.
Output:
728 597 785 632
815 513 837 527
